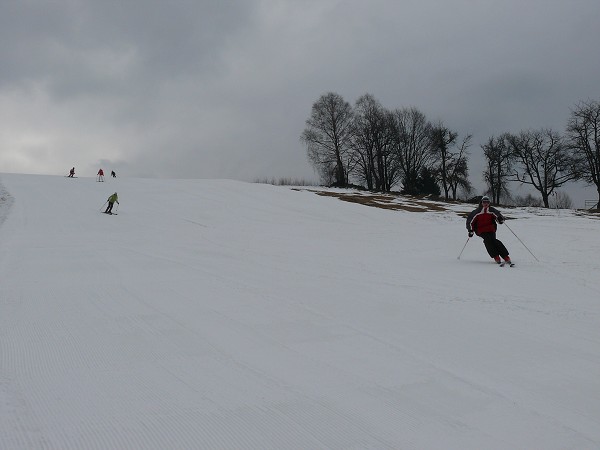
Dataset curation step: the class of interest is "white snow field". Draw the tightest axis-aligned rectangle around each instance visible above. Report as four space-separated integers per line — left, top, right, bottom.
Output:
1 172 599 450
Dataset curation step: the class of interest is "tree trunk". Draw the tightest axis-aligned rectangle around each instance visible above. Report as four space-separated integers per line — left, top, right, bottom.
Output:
542 192 550 208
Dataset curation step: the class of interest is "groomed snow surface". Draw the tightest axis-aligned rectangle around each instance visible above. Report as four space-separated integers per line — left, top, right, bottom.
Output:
1 173 599 450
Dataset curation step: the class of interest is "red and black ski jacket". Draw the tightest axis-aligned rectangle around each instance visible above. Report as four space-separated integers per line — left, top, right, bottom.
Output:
466 205 505 235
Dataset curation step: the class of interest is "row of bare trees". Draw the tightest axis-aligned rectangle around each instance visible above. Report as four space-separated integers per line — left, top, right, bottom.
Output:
302 93 600 207
301 92 472 200
482 130 578 207
483 99 600 207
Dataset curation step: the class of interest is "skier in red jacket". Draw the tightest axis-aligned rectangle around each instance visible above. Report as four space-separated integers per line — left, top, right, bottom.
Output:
466 196 512 265
97 168 104 182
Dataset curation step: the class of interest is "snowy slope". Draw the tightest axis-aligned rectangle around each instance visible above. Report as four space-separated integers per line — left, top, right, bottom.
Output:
1 173 599 450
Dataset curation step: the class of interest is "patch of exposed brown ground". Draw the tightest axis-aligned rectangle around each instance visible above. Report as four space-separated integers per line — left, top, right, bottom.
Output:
292 188 600 220
310 190 451 213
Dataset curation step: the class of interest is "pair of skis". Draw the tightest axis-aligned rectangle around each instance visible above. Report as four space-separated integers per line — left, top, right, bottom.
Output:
498 261 515 267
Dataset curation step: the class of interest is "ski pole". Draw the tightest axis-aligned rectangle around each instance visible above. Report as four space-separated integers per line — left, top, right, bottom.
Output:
457 236 470 260
100 201 107 211
504 222 539 262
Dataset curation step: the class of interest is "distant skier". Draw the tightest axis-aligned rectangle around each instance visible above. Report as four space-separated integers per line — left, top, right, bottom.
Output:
111 170 116 178
104 192 119 214
68 167 75 177
97 168 104 182
466 196 512 265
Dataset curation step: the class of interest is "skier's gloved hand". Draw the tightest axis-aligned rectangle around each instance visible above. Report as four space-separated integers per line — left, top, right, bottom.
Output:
498 218 504 224
468 231 474 237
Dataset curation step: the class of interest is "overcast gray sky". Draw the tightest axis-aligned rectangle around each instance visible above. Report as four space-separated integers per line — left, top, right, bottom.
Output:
1 0 599 205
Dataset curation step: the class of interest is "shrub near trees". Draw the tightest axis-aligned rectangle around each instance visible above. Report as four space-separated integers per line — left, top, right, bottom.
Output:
302 93 600 208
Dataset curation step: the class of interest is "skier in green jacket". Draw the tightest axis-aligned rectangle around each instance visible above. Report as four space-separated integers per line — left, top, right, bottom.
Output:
105 192 119 214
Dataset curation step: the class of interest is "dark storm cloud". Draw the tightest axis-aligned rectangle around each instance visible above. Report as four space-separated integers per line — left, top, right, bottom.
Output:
1 1 254 96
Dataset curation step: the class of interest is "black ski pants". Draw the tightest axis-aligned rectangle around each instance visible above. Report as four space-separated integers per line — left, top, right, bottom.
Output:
479 232 509 259
105 202 114 213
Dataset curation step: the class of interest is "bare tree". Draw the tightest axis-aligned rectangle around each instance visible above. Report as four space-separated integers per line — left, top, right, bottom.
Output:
350 95 377 190
301 92 354 187
507 128 579 208
377 110 401 192
430 122 472 200
482 134 513 204
447 153 473 200
351 94 399 192
566 99 600 207
391 107 434 194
